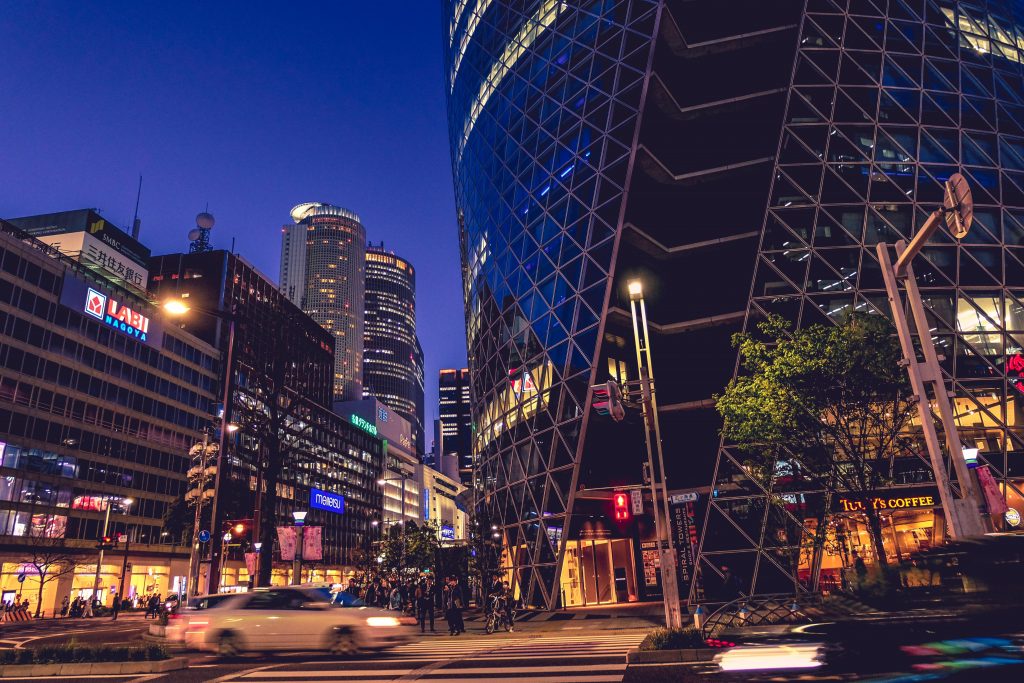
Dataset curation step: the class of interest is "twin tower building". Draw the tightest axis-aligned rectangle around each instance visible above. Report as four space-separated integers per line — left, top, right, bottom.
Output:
279 202 425 454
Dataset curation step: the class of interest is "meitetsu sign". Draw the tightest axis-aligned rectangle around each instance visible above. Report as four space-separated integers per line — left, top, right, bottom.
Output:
310 487 345 515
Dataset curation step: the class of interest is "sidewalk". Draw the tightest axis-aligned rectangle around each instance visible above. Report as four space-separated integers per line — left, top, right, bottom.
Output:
464 601 664 630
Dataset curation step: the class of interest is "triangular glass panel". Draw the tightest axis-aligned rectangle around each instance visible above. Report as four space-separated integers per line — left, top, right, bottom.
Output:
779 130 824 164
814 209 860 246
771 173 814 207
882 58 917 88
839 53 879 85
921 92 959 127
878 89 918 124
794 54 834 86
919 130 956 163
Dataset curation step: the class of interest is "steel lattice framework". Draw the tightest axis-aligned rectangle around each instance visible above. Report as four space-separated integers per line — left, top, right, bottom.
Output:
696 0 1024 602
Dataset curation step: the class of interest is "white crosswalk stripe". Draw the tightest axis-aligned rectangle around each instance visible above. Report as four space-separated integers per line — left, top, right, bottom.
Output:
225 632 646 682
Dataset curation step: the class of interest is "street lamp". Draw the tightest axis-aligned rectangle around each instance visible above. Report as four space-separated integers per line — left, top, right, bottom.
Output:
253 542 263 589
876 173 989 539
626 278 683 629
164 296 239 594
292 511 307 585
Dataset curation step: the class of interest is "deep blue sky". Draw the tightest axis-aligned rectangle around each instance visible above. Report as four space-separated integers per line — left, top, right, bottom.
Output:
0 2 465 434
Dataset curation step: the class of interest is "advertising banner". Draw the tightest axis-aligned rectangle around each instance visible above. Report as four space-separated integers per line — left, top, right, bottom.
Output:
303 526 323 561
277 526 297 561
669 500 697 596
244 552 258 576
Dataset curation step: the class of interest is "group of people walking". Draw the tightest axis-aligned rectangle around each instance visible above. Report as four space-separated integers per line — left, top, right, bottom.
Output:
341 573 512 636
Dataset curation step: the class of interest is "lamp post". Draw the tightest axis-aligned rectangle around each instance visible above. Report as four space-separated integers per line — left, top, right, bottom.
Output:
164 298 238 594
876 173 989 539
186 426 217 600
253 542 263 589
292 511 307 585
627 279 683 629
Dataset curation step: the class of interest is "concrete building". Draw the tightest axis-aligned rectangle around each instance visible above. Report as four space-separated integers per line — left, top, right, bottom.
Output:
438 369 472 487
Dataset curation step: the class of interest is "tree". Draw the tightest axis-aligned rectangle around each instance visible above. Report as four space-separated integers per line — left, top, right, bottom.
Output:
378 522 441 576
21 532 77 618
716 313 917 569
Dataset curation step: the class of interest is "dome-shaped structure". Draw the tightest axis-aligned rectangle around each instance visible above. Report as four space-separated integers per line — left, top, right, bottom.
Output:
289 202 361 224
195 212 215 230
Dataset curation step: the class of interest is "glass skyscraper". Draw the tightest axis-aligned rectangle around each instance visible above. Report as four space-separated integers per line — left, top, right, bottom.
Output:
363 243 425 455
446 0 1024 609
693 0 1024 602
279 202 366 401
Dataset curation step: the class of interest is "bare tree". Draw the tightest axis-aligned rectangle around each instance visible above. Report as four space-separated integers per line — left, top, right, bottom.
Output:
21 531 78 618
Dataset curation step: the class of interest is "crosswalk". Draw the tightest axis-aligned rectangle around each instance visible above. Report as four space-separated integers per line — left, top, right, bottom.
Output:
221 632 647 682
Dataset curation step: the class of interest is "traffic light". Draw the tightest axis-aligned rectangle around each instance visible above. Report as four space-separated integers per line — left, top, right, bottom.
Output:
592 380 626 422
97 535 115 550
613 492 630 521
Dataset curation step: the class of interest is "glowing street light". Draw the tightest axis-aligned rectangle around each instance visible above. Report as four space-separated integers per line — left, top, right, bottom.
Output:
162 299 190 316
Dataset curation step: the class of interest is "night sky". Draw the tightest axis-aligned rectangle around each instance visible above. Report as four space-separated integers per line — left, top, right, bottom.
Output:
0 2 466 432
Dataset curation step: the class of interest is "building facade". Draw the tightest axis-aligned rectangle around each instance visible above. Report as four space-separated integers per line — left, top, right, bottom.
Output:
150 250 383 589
0 217 219 615
363 243 425 454
695 0 1024 601
437 369 473 486
444 0 798 607
279 202 366 401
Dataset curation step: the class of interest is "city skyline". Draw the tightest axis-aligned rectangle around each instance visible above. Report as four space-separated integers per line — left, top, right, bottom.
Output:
0 2 466 430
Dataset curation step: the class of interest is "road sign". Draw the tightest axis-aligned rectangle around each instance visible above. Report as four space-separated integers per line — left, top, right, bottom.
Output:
670 492 698 504
17 573 25 583
630 489 643 514
198 530 211 543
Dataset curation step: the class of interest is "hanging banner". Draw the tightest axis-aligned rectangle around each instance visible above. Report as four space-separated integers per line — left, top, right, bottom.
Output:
977 466 1009 515
669 500 698 596
277 526 297 561
303 526 323 561
244 553 258 576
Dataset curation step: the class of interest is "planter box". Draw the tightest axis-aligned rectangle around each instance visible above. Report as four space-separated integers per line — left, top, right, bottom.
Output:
626 648 717 664
0 657 187 677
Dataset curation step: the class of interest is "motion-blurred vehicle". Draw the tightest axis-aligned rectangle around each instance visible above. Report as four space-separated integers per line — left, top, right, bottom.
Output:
164 593 236 644
183 586 415 656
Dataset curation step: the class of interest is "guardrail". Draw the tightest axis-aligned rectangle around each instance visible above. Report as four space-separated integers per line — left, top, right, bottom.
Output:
699 592 819 638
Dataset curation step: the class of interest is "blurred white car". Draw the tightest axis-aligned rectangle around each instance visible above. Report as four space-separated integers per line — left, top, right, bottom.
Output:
183 586 415 656
165 593 237 644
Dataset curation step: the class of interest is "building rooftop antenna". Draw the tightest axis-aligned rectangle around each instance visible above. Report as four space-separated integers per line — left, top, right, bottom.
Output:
189 208 215 253
131 175 143 240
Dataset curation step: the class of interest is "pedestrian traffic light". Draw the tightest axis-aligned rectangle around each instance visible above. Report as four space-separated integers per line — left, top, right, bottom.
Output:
97 535 115 550
613 492 630 521
592 380 626 422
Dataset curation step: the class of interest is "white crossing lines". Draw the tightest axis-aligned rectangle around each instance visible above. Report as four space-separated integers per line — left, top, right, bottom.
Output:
225 631 647 682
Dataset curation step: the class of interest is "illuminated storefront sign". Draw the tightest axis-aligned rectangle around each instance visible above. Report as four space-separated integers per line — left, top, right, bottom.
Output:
838 495 935 512
350 414 378 436
84 288 152 341
310 487 345 515
440 525 455 541
1006 508 1021 528
1007 353 1024 394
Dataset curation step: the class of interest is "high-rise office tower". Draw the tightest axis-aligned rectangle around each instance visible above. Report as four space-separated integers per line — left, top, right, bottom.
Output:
363 242 426 454
280 202 366 401
438 369 472 486
446 0 1024 608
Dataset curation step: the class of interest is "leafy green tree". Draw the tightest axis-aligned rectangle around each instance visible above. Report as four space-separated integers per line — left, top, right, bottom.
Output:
716 313 917 568
378 522 441 576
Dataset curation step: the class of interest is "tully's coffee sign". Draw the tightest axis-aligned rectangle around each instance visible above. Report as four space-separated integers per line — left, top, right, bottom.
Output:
837 493 936 513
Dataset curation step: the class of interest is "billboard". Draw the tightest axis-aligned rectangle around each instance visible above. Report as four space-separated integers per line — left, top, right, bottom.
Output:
38 231 148 289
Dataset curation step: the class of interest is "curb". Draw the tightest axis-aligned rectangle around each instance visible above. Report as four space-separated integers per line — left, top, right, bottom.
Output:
0 656 188 676
626 648 717 664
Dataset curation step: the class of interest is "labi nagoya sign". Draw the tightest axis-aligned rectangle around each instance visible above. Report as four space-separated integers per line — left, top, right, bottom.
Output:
59 274 162 346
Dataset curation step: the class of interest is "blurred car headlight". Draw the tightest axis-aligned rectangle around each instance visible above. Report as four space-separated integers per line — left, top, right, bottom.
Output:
715 643 825 672
366 617 401 627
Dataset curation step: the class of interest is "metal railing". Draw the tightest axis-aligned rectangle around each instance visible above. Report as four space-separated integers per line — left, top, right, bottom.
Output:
700 592 819 638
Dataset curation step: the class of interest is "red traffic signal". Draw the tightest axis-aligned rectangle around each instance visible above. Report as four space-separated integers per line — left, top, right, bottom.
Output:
613 492 630 521
97 535 115 550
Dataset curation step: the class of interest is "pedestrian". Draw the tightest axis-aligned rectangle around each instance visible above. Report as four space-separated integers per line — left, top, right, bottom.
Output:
444 575 465 636
852 549 868 587
416 577 436 633
60 595 70 618
83 595 94 618
389 584 402 611
720 566 742 602
111 592 121 621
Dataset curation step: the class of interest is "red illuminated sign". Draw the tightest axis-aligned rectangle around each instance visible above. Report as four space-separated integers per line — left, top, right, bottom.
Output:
1008 353 1024 394
613 492 630 521
85 288 151 341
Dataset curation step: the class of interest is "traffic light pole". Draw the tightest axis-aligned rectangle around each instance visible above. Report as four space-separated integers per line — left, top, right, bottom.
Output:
629 291 684 630
91 497 113 604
